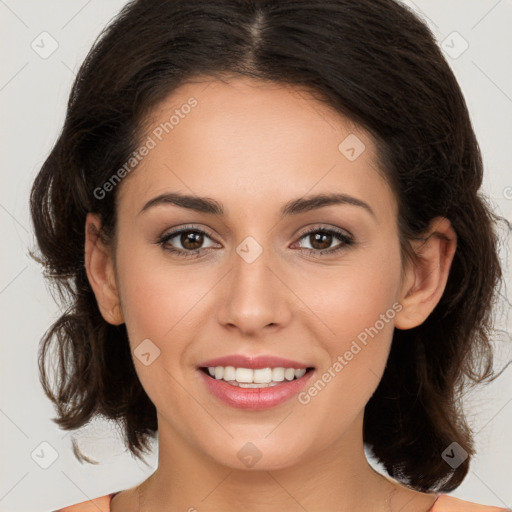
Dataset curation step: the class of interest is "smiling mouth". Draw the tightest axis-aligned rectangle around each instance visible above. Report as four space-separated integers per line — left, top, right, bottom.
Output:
199 366 315 388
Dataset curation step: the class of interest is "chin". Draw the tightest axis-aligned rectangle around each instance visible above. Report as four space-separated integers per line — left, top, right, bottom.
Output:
204 436 313 472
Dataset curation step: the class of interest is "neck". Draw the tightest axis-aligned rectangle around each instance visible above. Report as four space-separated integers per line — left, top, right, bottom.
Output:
137 411 405 512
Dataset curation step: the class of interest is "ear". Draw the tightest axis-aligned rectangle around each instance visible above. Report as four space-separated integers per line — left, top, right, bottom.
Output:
394 217 457 330
84 213 124 325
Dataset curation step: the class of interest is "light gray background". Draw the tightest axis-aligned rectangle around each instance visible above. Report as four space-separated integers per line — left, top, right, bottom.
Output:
1 1 511 511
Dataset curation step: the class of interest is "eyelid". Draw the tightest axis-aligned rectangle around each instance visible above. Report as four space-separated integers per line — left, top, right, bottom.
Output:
294 224 353 240
157 224 220 247
159 223 216 237
291 225 354 252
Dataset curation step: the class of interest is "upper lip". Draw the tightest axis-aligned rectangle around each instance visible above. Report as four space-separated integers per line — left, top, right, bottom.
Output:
199 354 313 369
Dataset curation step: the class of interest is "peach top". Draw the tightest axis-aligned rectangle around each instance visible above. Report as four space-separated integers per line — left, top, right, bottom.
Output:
53 492 510 511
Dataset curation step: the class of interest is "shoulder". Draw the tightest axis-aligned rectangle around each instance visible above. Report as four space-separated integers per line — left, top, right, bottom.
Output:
432 494 510 512
53 492 117 512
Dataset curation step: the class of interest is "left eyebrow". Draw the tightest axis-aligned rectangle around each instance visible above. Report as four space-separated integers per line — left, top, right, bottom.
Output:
138 191 375 219
281 193 375 218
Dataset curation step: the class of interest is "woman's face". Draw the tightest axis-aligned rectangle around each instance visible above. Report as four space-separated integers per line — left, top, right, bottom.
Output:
100 76 409 470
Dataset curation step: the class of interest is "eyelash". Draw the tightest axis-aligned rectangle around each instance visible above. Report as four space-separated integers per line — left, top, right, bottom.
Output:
155 224 354 259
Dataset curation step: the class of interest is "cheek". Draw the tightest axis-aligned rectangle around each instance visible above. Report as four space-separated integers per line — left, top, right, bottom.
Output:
295 241 402 411
113 242 210 405
309 280 397 404
295 286 399 451
115 241 210 343
324 271 400 350
302 238 402 347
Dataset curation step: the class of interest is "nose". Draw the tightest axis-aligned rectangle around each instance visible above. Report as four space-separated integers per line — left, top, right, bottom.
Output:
216 238 292 336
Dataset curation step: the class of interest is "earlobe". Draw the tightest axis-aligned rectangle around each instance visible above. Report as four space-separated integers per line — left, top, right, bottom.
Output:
84 213 124 325
394 217 457 330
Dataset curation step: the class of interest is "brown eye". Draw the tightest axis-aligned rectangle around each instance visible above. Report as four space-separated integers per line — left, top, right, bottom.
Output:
180 231 204 250
156 226 218 258
296 227 354 255
308 232 333 250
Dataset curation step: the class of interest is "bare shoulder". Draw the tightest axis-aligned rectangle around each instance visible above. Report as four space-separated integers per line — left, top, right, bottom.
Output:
433 494 510 512
53 493 115 512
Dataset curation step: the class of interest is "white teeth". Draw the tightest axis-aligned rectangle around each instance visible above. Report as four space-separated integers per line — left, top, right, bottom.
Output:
235 367 253 383
272 367 285 381
253 368 272 383
205 366 310 385
223 366 236 381
284 368 295 381
238 382 279 388
295 368 306 379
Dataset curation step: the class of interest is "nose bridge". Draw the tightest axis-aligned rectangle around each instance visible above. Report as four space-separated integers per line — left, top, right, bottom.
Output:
218 232 289 332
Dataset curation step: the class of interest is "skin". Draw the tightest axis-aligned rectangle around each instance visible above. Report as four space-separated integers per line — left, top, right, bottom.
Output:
85 76 457 512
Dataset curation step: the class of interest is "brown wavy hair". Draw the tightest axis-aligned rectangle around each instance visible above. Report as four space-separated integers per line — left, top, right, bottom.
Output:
30 0 509 492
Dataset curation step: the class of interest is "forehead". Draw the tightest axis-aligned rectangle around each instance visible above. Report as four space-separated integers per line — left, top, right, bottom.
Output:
117 76 396 220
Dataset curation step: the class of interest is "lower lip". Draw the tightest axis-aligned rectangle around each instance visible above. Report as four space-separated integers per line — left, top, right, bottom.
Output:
198 369 314 410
